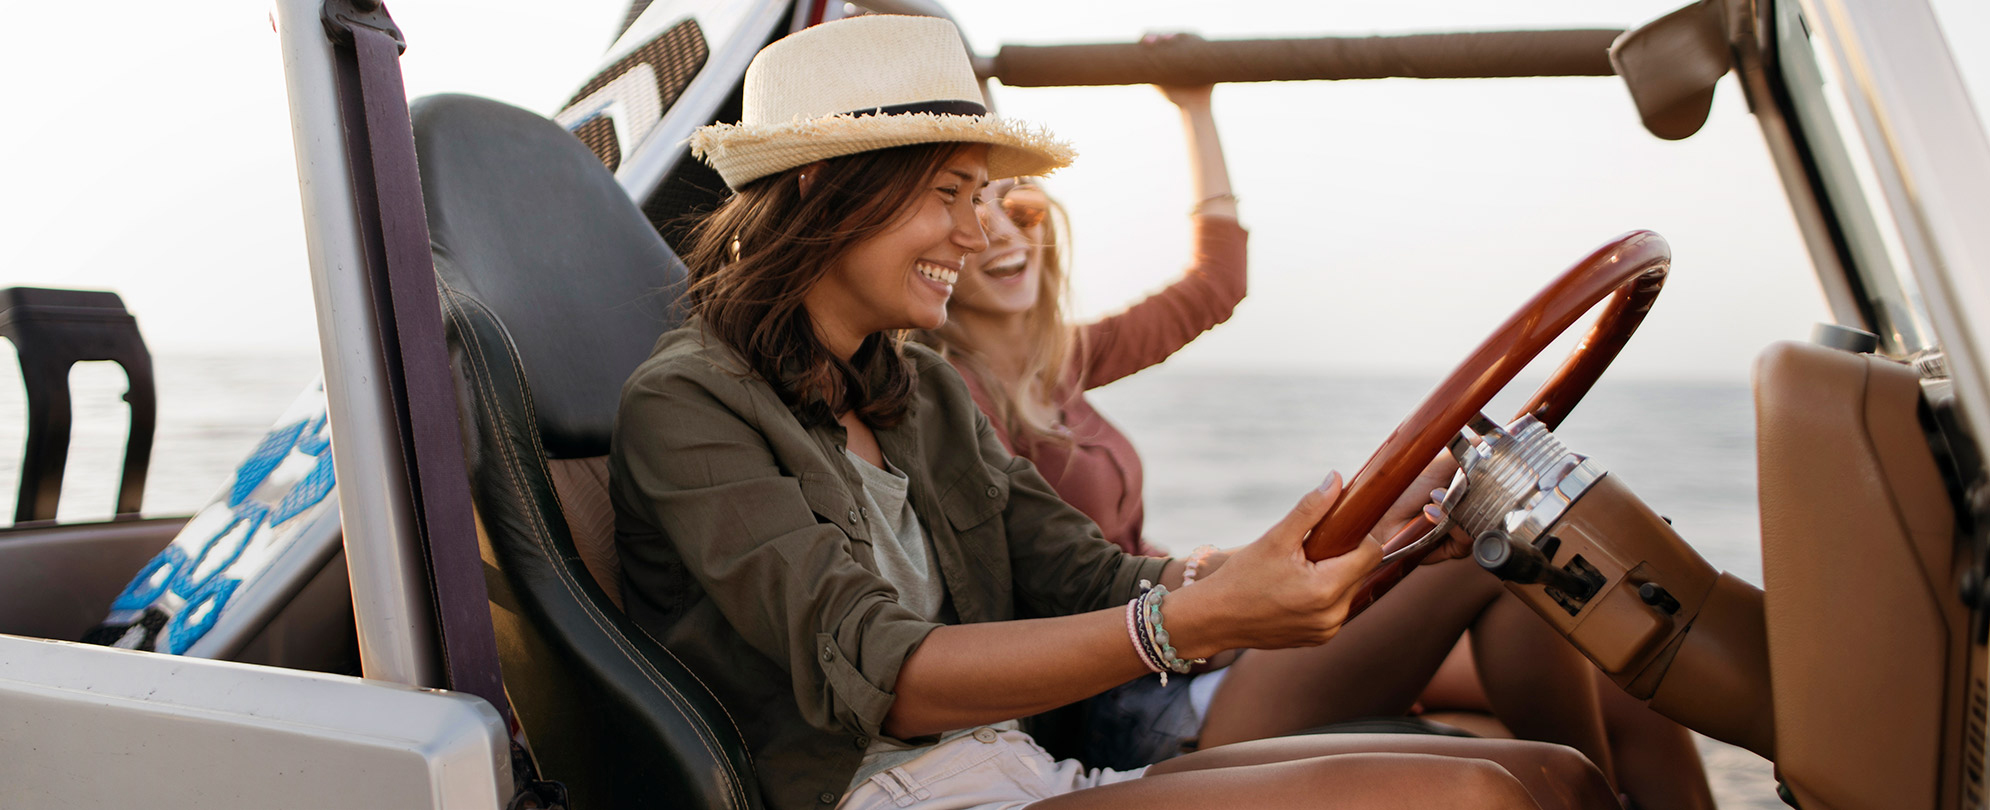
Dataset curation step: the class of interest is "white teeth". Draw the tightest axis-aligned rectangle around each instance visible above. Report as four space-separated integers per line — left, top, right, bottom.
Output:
915 261 958 286
984 257 1027 278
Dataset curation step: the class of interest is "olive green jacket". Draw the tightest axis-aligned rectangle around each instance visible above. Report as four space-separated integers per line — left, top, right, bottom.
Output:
609 321 1167 810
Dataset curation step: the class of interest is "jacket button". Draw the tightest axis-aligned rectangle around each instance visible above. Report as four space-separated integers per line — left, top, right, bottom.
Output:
820 792 837 804
972 727 999 743
854 736 869 749
821 646 834 663
985 485 999 498
848 508 860 524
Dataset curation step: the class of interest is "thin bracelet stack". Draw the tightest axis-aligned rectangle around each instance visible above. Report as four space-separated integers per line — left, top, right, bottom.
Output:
1126 579 1207 685
1125 593 1164 677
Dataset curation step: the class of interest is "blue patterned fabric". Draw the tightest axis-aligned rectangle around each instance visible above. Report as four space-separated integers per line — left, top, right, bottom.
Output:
85 380 341 656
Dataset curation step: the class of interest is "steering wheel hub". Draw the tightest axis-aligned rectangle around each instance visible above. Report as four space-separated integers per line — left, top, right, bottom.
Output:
1449 414 1605 547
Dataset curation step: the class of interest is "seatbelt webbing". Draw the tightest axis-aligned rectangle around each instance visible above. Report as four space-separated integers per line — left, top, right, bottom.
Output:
324 8 571 807
330 17 512 730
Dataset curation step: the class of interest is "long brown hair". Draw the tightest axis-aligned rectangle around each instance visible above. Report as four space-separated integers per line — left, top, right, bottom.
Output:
922 182 1077 446
682 142 966 428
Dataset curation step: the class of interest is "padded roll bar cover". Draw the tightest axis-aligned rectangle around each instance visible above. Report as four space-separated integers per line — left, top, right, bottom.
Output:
413 93 687 460
1608 0 1732 141
414 93 761 810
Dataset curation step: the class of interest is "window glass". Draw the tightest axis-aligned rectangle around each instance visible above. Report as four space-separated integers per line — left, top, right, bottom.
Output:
1776 1 1936 354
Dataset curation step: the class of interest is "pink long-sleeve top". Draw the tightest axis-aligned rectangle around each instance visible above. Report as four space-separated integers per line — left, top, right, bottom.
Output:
953 216 1248 557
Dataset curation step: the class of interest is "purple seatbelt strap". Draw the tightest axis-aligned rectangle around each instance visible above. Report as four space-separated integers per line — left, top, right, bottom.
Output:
320 2 564 807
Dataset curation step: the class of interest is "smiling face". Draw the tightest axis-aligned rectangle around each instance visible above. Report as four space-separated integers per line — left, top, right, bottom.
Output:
951 178 1050 321
804 145 991 355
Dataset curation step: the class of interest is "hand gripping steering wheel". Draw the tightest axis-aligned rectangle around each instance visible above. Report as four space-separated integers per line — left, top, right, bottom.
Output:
1303 231 1672 619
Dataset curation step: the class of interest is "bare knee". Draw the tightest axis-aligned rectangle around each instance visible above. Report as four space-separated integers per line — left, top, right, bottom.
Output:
1440 758 1540 809
1515 743 1617 810
1320 753 1541 809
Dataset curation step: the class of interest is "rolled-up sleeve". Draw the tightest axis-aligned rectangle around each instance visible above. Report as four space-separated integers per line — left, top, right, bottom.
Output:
616 366 940 739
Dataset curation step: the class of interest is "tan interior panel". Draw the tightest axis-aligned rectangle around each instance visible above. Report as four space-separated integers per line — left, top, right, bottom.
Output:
1506 475 1723 688
1755 340 1963 810
0 517 185 640
1519 476 1774 756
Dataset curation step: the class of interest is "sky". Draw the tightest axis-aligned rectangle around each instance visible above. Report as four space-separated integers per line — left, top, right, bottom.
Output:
0 0 1983 381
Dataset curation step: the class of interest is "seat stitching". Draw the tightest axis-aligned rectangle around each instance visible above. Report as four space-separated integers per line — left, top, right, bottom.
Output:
444 288 729 766
442 286 751 809
446 286 747 807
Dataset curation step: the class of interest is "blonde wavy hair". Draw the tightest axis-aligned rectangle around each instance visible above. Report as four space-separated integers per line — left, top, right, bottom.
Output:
921 181 1080 446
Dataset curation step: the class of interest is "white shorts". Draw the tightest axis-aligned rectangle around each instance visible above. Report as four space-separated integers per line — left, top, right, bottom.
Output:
839 728 1149 810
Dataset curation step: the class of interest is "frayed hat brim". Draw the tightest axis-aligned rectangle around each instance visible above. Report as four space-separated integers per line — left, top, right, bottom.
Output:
691 112 1076 190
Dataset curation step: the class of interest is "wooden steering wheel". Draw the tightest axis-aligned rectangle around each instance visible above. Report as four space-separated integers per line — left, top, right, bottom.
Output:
1303 231 1672 618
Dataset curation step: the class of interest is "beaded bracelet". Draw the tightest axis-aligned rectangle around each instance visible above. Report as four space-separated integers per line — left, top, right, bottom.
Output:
1141 587 1190 675
1139 583 1206 676
1182 545 1218 587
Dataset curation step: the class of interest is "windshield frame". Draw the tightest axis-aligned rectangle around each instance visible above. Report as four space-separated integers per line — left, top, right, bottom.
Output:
1764 0 1990 470
1767 0 1933 356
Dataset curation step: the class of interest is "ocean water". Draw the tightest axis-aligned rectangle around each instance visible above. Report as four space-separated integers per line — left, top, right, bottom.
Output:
0 351 1781 807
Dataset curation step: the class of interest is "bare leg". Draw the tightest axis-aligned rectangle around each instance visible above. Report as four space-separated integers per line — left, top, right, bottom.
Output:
1593 669 1716 810
1198 558 1503 744
1472 592 1614 784
1416 638 1486 712
1409 639 1717 809
1196 558 1615 787
1035 751 1546 810
1150 734 1618 810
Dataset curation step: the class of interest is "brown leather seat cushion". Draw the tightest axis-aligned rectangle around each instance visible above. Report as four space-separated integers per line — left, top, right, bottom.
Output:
549 456 622 611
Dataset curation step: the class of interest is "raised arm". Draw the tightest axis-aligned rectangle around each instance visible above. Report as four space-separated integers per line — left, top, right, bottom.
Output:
1077 82 1248 388
1163 82 1236 219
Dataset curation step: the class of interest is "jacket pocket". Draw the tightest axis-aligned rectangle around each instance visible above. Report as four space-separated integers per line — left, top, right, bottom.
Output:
799 471 867 543
939 467 1013 615
939 467 1008 533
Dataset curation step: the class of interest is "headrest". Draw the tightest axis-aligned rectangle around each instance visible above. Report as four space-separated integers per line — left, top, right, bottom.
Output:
412 93 688 459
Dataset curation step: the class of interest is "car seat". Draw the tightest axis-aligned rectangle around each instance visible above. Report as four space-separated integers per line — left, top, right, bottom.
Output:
412 92 761 810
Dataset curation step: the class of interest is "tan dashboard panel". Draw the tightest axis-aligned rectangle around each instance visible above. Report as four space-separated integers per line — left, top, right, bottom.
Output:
1755 341 1961 810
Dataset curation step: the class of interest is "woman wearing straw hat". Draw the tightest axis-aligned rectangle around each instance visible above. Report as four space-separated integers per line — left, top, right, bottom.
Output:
611 14 1616 810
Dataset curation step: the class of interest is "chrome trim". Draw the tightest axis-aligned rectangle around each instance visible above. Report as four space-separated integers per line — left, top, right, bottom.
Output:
1448 414 1603 547
273 0 439 688
1509 459 1607 546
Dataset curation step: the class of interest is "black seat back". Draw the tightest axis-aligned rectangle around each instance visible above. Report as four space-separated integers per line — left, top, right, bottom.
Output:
411 92 760 810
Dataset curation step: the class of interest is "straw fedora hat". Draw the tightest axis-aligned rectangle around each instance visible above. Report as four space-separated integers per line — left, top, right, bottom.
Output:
689 15 1075 189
